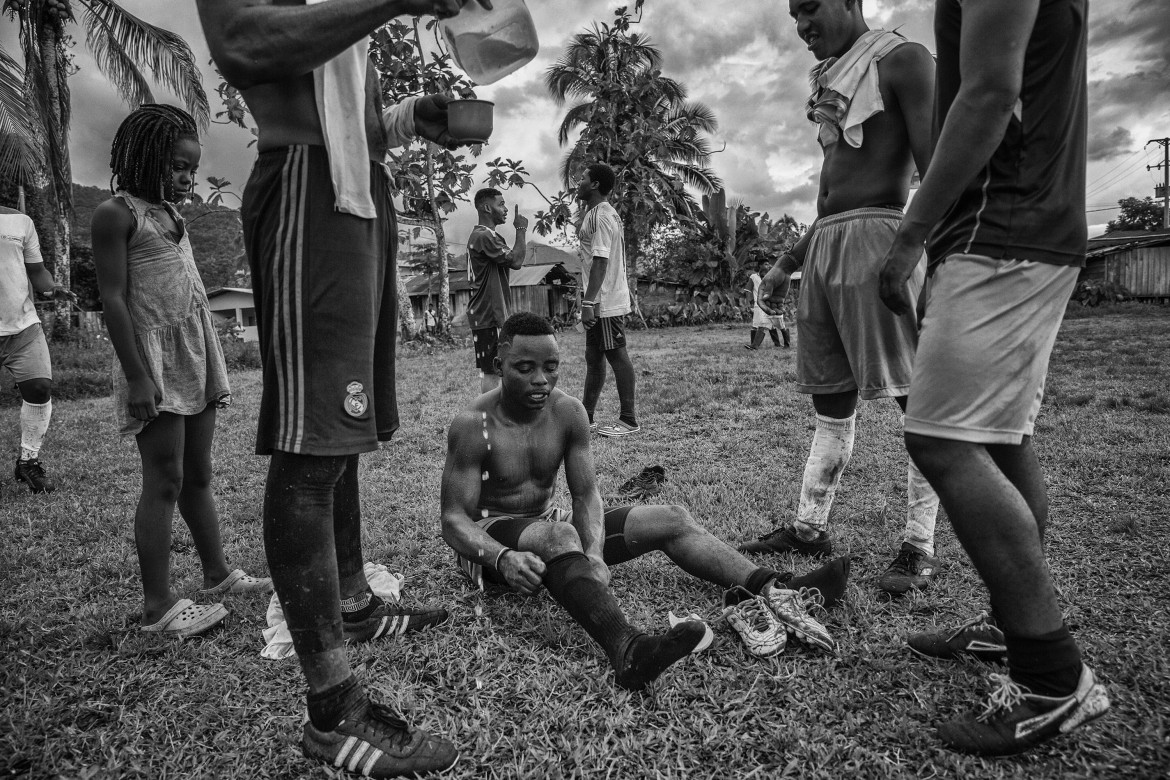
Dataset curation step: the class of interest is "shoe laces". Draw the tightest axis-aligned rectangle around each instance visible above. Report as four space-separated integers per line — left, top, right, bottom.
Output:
757 526 787 542
888 547 918 574
977 673 1028 722
363 702 415 749
721 594 774 633
795 587 826 616
950 610 995 640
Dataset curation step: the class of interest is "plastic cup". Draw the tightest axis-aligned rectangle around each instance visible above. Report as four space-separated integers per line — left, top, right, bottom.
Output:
447 99 495 145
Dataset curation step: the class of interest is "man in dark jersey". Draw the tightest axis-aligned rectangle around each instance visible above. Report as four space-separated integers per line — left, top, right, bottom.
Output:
878 0 1110 756
466 187 527 394
441 313 851 684
740 0 943 599
196 0 489 776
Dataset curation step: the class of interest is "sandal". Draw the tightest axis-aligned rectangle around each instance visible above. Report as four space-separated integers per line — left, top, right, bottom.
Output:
141 599 228 637
198 569 273 597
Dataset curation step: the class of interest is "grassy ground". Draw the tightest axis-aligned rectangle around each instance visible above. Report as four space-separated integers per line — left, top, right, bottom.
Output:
2 307 1167 779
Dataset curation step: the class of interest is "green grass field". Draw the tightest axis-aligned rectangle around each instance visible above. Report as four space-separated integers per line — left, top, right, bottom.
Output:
2 307 1168 779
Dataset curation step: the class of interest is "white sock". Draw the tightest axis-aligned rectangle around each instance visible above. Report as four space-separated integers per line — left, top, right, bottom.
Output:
794 413 855 539
902 413 940 556
20 399 52 461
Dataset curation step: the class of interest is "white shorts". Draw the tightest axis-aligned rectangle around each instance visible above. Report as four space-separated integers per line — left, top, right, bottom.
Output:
905 254 1079 445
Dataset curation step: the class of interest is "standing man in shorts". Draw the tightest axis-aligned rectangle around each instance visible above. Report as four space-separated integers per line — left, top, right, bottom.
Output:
739 0 943 598
467 187 527 394
576 163 639 437
878 0 1109 755
0 206 74 494
197 0 488 776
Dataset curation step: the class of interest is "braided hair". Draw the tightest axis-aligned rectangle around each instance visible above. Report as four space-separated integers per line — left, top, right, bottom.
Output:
109 104 199 203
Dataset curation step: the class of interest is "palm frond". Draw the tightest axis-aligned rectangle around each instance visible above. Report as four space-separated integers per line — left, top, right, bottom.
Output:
0 41 43 183
81 0 209 128
556 102 593 147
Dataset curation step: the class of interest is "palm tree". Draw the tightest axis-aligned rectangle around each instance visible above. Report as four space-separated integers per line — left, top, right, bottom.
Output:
545 7 722 304
0 0 207 326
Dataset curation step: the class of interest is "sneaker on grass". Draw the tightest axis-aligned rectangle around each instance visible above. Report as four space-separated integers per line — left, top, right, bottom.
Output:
763 585 835 653
14 457 55 494
596 419 640 437
738 526 833 557
617 465 665 499
938 665 1110 756
908 611 1007 664
878 542 941 596
721 586 787 658
343 597 448 644
302 700 458 777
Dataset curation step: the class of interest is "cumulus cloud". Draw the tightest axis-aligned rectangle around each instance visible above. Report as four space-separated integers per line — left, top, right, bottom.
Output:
54 0 1154 238
1088 125 1135 162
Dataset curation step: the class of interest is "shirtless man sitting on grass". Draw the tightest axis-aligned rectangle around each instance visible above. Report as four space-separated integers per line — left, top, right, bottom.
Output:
441 313 851 684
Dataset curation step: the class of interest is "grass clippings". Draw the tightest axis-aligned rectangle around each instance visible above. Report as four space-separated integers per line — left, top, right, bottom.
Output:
2 308 1168 779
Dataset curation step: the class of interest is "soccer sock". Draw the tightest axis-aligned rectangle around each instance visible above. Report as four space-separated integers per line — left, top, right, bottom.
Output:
793 413 855 540
19 399 51 461
745 567 783 596
542 551 639 668
787 556 851 610
340 591 379 622
306 674 367 731
768 329 781 346
781 328 791 347
902 414 940 556
750 329 765 349
1005 625 1083 697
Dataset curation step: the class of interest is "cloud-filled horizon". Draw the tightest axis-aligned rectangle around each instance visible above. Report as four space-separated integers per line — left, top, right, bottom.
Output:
12 0 1169 245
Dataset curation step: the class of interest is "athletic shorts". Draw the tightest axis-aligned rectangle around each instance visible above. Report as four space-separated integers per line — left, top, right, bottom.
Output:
455 505 636 591
242 145 399 456
585 315 626 352
905 254 1079 445
797 207 923 400
473 327 499 373
0 323 51 383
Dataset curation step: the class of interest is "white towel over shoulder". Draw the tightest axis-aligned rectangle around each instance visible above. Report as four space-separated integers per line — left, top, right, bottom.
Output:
807 29 907 149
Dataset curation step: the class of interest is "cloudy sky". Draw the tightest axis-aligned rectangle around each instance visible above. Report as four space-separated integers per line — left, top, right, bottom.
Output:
13 0 1170 243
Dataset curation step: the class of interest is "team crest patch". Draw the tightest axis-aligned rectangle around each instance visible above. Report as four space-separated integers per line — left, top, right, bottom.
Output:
343 381 368 418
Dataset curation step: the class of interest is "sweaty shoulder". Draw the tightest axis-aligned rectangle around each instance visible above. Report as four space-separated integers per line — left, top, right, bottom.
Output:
550 389 588 427
879 41 934 85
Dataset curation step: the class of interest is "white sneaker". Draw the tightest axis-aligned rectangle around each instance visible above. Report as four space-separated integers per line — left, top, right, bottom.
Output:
764 585 836 653
721 587 787 658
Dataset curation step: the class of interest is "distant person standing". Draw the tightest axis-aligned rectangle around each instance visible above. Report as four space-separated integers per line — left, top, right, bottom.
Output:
424 303 437 334
0 205 73 494
878 0 1109 755
466 187 527 394
745 266 789 350
576 163 638 437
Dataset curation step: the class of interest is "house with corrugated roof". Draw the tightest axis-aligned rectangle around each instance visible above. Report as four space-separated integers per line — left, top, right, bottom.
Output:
1083 228 1170 301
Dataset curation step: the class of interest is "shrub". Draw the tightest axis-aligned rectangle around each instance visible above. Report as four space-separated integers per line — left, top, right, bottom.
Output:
1072 279 1129 307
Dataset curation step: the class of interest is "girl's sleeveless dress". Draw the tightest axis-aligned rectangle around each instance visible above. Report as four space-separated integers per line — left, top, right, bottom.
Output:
111 192 231 436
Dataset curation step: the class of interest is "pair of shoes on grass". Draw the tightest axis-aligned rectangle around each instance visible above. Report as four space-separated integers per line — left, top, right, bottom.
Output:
616 464 665 499
142 569 274 637
303 699 459 778
721 581 836 658
910 611 1110 755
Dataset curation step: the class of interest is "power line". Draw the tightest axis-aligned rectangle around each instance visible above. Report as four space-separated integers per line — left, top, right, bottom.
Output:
1086 148 1158 198
1086 146 1147 189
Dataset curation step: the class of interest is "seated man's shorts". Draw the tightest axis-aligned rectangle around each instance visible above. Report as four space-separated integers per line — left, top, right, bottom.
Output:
0 323 52 382
797 207 924 399
242 145 399 456
473 327 500 374
456 505 636 591
905 254 1079 445
585 315 627 353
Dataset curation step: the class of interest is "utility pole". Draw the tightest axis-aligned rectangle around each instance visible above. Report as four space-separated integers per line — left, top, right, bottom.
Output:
1148 137 1170 229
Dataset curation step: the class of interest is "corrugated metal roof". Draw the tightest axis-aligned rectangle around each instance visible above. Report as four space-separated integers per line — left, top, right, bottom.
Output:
509 265 555 286
1086 234 1170 259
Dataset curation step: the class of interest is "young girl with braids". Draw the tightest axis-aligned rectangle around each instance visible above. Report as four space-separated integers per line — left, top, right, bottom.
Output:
92 104 271 636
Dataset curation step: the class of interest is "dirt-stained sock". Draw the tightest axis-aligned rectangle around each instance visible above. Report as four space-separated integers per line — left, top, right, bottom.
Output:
614 622 707 691
788 555 851 610
306 674 367 731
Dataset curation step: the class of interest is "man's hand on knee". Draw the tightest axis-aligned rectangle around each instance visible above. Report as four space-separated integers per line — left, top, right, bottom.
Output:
498 550 545 595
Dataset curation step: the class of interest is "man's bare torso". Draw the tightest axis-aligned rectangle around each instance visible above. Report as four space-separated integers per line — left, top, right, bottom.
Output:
816 53 916 217
467 390 574 518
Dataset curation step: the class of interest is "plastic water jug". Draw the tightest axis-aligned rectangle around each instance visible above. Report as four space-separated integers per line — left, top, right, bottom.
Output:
440 0 539 85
